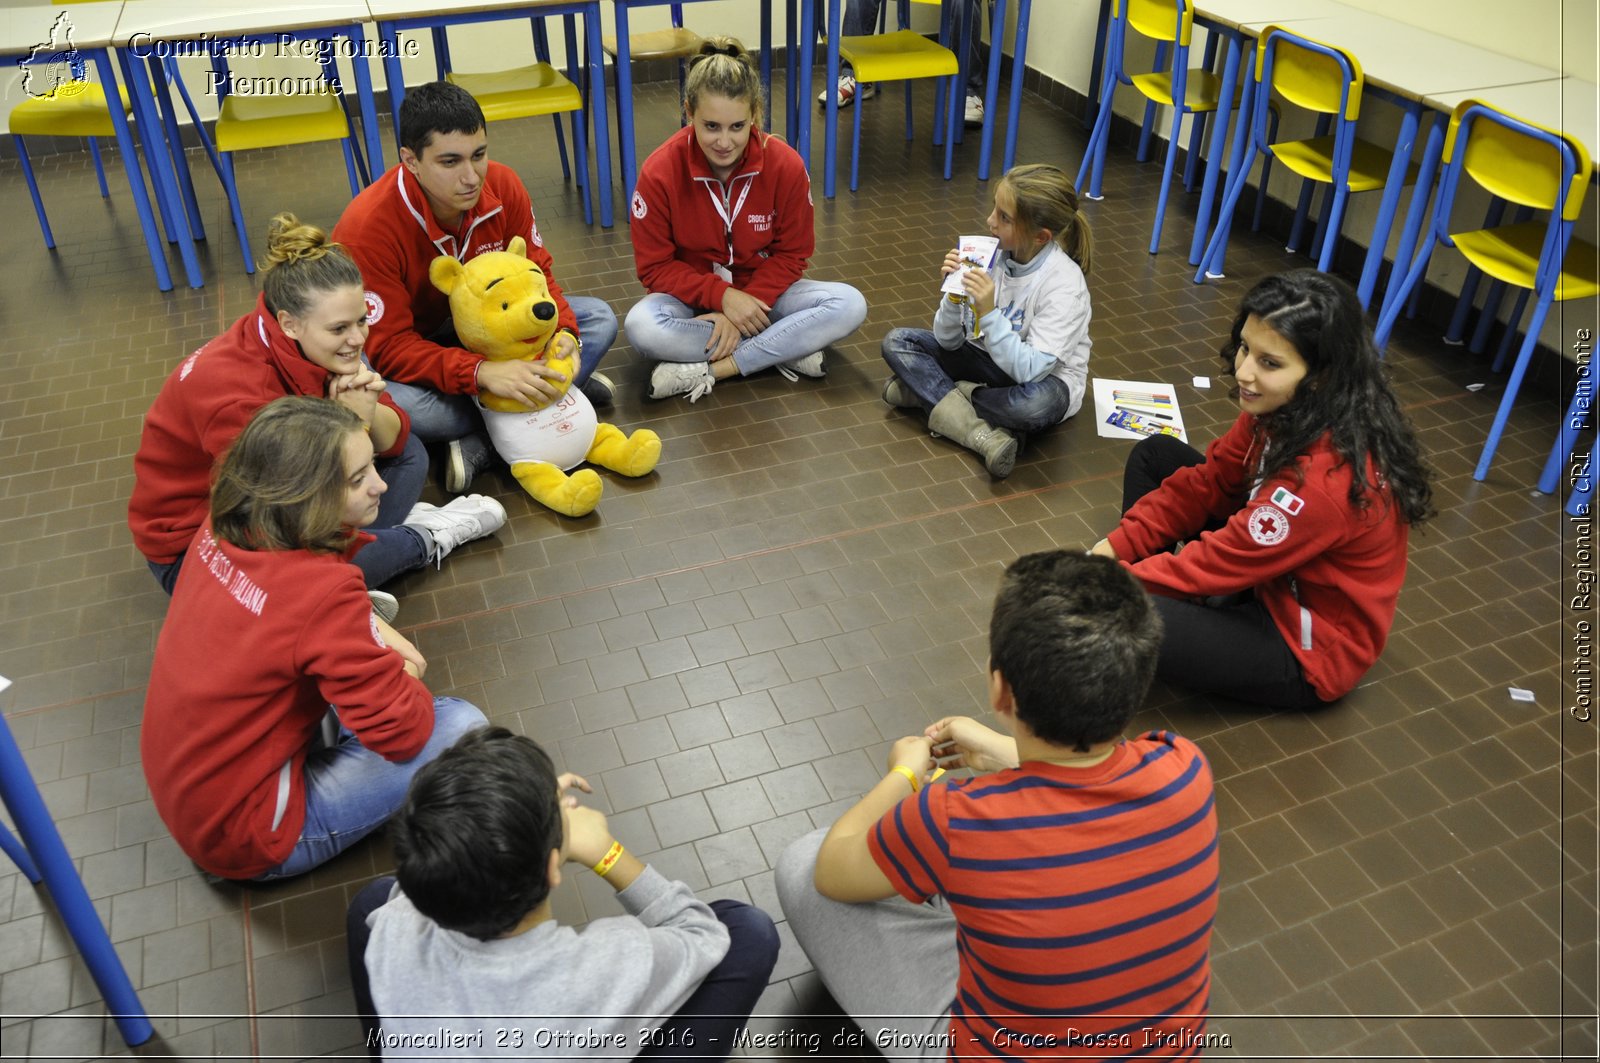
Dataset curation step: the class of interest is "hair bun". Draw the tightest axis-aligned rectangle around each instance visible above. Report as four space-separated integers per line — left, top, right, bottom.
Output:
263 212 332 268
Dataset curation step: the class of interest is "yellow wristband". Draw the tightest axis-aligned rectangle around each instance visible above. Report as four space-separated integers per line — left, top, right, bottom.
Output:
592 840 624 876
891 765 920 793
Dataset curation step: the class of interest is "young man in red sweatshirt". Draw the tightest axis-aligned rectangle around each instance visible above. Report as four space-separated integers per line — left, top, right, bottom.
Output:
333 81 618 492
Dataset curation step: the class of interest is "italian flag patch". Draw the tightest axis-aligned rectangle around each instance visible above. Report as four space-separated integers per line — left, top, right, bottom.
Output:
1269 487 1305 515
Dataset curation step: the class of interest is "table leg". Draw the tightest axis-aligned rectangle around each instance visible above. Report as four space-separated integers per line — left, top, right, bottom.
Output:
1188 27 1241 267
1375 112 1446 345
616 4 639 207
798 0 817 164
379 24 407 158
0 715 154 1046
1001 0 1029 174
1203 45 1256 278
823 0 842 198
976 0 1005 180
117 48 202 288
92 48 173 292
586 2 615 227
348 23 386 178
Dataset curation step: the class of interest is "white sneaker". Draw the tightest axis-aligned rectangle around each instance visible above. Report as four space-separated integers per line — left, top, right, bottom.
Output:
818 75 877 108
367 589 400 624
777 351 826 380
404 495 507 566
964 95 984 126
649 360 717 402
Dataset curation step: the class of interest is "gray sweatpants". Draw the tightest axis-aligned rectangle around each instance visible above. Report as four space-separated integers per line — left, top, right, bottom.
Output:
775 828 960 1060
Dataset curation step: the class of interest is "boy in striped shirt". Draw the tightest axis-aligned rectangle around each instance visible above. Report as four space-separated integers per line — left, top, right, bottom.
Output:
778 551 1220 1060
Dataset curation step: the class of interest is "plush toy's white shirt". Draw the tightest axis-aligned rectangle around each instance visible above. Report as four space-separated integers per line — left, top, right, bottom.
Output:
477 391 598 471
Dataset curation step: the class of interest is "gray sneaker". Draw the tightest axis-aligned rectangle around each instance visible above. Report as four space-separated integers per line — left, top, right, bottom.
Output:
579 370 616 407
404 495 508 566
444 432 493 494
649 360 716 402
882 376 919 409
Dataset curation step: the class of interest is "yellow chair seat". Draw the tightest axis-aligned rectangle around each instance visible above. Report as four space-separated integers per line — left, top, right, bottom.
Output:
1130 68 1224 112
602 27 703 61
215 90 349 152
1270 135 1415 193
1452 222 1600 301
840 29 958 82
447 66 581 121
10 81 131 138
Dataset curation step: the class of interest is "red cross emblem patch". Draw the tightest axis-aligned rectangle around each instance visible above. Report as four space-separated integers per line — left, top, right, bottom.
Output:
1248 504 1291 545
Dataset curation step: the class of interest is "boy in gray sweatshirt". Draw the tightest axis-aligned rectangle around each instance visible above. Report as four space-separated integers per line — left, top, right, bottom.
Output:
347 726 778 1059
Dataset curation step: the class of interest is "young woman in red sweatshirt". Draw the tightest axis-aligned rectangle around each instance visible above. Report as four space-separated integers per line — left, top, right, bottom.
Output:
128 214 504 597
1091 270 1434 709
626 38 866 403
140 398 487 881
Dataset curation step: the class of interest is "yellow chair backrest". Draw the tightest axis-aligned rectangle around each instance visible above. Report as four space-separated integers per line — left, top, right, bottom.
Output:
1258 26 1363 121
1124 0 1193 48
1445 98 1593 221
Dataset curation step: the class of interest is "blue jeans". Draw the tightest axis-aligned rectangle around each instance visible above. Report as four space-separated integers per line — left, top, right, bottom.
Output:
345 885 777 1061
385 296 617 444
881 327 1073 433
625 280 867 375
254 697 487 881
355 431 431 589
844 0 987 95
147 432 434 595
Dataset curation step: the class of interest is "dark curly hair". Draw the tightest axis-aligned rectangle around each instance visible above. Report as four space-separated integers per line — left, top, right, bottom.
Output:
1221 270 1435 525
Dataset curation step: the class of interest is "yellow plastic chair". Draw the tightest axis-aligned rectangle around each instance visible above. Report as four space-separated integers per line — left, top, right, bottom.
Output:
198 47 367 273
1374 98 1599 486
835 0 960 191
442 16 592 223
1194 25 1415 298
1077 0 1237 254
11 78 134 249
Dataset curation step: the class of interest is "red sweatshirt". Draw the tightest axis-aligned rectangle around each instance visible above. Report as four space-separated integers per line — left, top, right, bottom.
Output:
141 522 435 879
630 127 814 310
332 162 576 394
1108 413 1410 701
128 294 410 565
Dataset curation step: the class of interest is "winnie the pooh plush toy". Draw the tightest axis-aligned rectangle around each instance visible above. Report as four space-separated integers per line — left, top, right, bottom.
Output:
430 238 660 517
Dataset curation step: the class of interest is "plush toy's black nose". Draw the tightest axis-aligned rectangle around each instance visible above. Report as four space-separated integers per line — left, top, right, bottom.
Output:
533 302 556 321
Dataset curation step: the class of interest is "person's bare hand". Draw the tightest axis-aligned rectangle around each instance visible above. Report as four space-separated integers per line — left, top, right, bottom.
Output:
720 287 772 336
477 358 567 405
925 716 1018 774
556 772 592 809
695 312 742 361
961 267 997 319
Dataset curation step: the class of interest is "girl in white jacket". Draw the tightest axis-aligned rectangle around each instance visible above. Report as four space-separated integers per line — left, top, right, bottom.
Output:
881 164 1093 478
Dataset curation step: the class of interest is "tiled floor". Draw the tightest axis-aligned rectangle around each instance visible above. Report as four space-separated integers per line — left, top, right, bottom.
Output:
0 69 1595 1063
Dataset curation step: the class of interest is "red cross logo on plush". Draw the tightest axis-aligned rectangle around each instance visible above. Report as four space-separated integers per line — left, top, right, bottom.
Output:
1248 504 1291 545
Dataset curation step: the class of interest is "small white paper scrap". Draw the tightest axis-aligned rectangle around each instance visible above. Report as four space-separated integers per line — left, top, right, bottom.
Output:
1508 686 1535 702
1466 383 1486 392
1192 376 1211 389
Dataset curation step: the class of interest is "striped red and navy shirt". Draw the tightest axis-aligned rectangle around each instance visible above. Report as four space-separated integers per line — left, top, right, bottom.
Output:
868 731 1218 1061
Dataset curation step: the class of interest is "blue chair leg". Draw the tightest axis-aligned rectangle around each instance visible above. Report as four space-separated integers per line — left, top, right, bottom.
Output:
217 152 255 273
1538 369 1594 495
13 136 57 249
0 713 154 1047
1252 113 1278 232
0 822 41 881
1136 97 1159 163
88 137 111 199
850 88 863 192
1470 280 1508 355
1493 290 1532 374
341 140 363 197
1475 292 1555 480
1445 266 1483 344
1195 139 1261 283
1374 237 1437 351
1150 107 1187 254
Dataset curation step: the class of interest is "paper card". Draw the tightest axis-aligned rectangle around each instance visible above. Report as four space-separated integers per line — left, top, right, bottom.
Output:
1092 378 1188 443
940 235 1001 295
1192 376 1211 388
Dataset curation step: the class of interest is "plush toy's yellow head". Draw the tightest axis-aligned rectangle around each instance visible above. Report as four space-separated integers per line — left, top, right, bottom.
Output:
430 236 572 413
